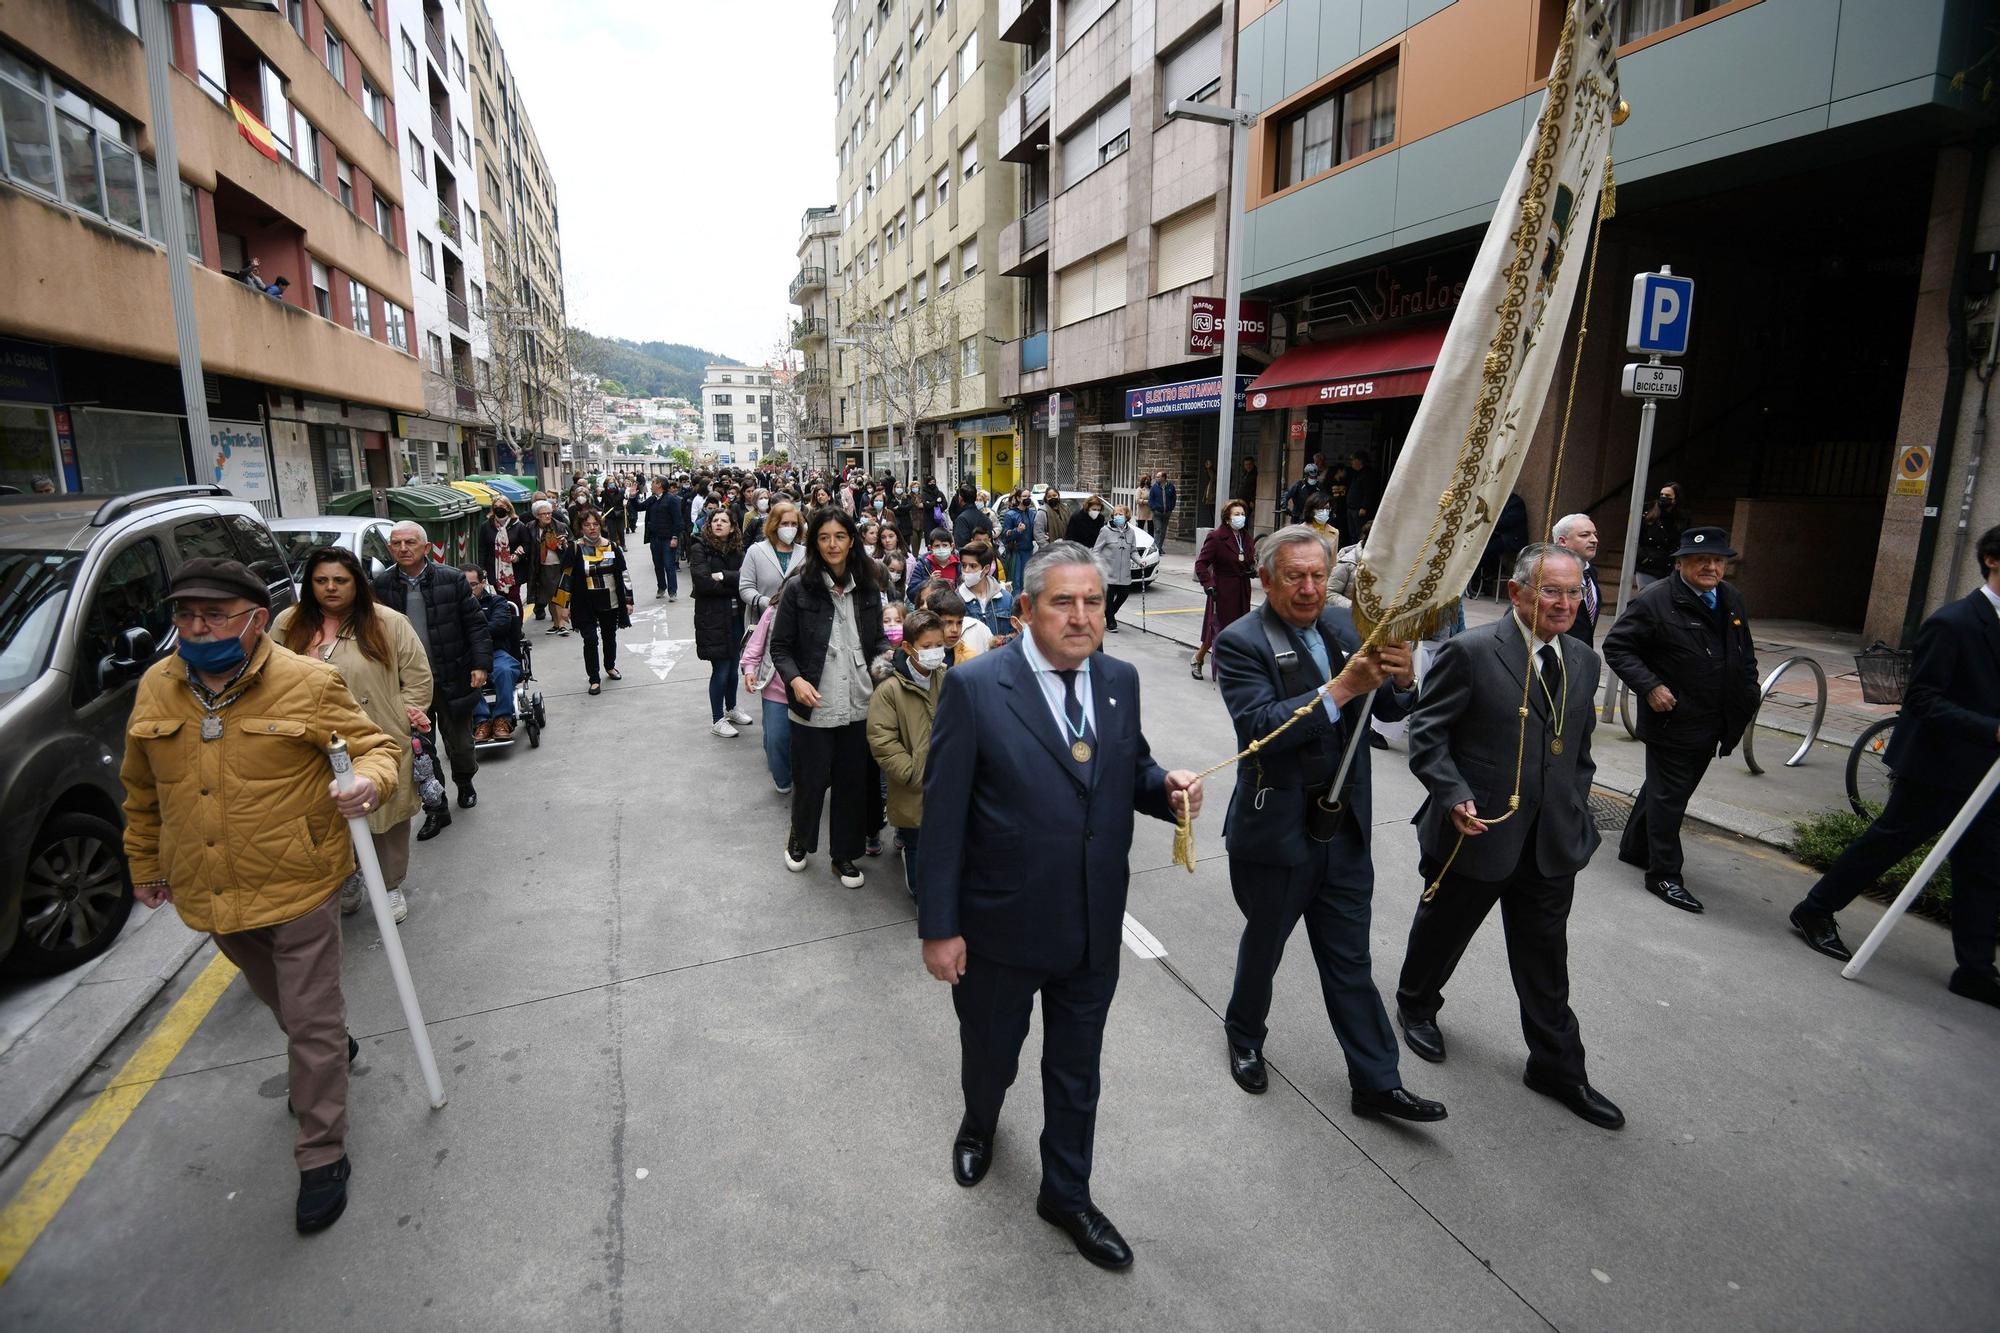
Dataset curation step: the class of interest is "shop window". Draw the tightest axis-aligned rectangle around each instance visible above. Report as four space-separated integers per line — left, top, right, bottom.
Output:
1273 59 1397 190
0 404 57 495
73 410 188 494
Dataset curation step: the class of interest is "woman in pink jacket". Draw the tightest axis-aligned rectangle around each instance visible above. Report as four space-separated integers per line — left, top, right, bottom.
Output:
739 603 795 795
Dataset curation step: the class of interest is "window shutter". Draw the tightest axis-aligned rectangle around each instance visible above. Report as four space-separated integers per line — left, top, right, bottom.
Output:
1057 256 1096 327
1092 242 1127 317
1155 203 1215 293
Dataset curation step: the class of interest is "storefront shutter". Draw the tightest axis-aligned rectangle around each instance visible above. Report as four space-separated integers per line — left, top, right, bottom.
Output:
1155 203 1215 293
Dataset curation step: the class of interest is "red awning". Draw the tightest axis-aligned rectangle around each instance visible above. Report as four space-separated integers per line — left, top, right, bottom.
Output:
1245 322 1449 411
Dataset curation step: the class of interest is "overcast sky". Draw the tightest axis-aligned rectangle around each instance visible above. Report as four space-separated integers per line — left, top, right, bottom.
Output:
484 0 836 365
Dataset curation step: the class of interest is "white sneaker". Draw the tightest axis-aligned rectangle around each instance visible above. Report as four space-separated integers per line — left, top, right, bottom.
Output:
725 708 754 727
386 887 408 924
338 872 364 916
711 719 740 738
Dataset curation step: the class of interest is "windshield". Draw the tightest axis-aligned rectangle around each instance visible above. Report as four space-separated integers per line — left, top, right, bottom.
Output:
0 550 82 701
276 529 347 567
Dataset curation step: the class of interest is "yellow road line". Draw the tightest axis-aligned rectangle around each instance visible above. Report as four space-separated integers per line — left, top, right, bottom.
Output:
0 951 237 1285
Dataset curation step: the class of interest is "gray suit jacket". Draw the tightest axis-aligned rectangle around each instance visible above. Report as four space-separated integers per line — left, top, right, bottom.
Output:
1408 615 1602 882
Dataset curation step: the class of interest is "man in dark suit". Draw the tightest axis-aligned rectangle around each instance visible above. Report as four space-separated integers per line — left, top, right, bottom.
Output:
1396 543 1625 1130
1552 512 1603 645
1789 524 2000 1006
917 540 1203 1271
1601 526 1760 913
1213 525 1446 1122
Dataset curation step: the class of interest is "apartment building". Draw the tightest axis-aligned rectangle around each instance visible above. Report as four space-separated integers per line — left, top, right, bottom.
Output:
830 0 1018 488
992 0 1239 539
465 0 569 481
700 365 776 466
1230 0 1994 639
789 204 841 471
0 0 422 512
386 0 488 483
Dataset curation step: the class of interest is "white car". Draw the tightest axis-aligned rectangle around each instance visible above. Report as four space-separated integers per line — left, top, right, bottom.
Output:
266 515 397 586
1037 488 1160 588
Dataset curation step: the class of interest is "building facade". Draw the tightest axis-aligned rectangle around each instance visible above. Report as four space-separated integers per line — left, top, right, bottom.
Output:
465 0 569 482
700 364 776 467
829 0 1019 488
790 204 841 471
386 0 488 483
0 0 423 513
1231 0 1996 637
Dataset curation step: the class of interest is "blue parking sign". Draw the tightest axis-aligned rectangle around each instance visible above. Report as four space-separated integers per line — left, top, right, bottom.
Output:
1625 270 1694 356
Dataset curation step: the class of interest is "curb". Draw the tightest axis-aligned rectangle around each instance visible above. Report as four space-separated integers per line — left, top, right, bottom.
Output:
1589 776 1800 855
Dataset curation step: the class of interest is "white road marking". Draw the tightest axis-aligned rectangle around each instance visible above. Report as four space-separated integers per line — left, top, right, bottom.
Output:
618 603 694 680
1121 912 1167 959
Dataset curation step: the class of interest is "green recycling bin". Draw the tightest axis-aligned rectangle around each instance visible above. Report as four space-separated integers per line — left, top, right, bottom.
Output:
328 484 484 568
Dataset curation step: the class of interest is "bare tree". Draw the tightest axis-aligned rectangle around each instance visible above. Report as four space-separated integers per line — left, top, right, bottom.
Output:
840 274 963 483
469 248 573 478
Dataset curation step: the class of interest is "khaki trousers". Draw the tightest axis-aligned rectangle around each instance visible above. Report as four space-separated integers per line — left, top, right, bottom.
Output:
373 818 413 889
211 894 347 1170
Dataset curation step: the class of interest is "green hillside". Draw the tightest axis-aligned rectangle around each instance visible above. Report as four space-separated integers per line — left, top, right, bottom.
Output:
569 328 742 399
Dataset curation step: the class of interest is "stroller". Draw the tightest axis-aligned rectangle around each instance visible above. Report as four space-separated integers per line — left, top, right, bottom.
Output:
473 636 548 751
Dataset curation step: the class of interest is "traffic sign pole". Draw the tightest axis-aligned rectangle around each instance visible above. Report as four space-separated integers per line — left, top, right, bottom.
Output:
1603 363 1661 722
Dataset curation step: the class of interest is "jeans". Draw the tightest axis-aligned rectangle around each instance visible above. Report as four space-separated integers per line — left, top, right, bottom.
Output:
761 695 793 789
709 657 739 722
472 649 520 723
650 540 678 596
898 825 920 898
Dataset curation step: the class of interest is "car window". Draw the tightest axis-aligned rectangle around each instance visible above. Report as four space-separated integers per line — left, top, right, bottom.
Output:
226 514 291 590
0 550 82 703
172 516 236 564
72 538 171 706
360 525 392 569
276 529 345 568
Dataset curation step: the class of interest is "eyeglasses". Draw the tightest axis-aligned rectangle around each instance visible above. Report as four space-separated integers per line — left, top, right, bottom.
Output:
171 605 258 630
1533 585 1586 603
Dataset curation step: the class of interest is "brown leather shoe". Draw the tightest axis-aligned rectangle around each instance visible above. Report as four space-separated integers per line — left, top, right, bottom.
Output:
492 717 514 740
473 721 494 743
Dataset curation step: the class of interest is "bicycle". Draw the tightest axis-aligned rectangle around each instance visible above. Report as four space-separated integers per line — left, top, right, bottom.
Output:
1845 643 1910 817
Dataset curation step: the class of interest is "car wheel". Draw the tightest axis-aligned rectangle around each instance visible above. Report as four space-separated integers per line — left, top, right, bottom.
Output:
8 811 136 976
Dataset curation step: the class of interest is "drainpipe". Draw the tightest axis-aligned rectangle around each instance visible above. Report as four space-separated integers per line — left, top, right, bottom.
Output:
1901 141 1990 645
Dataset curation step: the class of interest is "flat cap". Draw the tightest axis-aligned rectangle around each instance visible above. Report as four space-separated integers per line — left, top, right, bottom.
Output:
167 556 270 608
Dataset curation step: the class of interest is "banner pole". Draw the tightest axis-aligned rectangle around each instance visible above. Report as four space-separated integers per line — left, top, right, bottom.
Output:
1842 757 2000 980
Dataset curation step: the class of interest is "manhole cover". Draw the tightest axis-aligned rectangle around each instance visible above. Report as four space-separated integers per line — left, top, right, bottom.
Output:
1589 790 1631 831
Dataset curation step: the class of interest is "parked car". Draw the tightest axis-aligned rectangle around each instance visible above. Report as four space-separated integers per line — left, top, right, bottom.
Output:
0 486 296 974
267 514 395 590
1038 488 1162 588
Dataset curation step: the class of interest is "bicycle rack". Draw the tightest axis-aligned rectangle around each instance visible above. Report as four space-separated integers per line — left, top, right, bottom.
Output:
1605 679 1638 738
1742 656 1826 774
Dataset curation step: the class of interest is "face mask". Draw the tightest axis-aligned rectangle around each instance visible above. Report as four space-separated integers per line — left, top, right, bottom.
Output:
1230 515 1247 530
915 645 947 670
757 498 770 511
962 570 983 587
178 619 254 674
873 499 885 510
1313 509 1331 524
1088 508 1101 519
1113 515 1129 529
1305 468 1319 478
932 547 952 561
777 524 799 544
884 622 904 643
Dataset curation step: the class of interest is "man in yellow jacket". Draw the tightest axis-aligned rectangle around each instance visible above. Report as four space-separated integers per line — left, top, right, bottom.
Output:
122 558 400 1234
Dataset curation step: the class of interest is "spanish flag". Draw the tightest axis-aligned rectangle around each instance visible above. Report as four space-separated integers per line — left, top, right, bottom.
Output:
229 96 282 163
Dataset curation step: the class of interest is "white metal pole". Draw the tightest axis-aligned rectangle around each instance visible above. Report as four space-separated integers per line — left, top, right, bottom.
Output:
329 735 447 1109
1841 756 2000 980
138 0 213 469
1213 94 1251 530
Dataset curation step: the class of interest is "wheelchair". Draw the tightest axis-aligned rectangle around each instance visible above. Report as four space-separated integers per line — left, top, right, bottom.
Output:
474 636 548 752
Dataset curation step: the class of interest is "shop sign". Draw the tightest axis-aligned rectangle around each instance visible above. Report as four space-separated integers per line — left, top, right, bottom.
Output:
953 413 1013 436
1289 419 1307 442
1188 298 1271 356
1305 252 1472 331
1126 376 1254 420
207 419 272 501
0 336 59 403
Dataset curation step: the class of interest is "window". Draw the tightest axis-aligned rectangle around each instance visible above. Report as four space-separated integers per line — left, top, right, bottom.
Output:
957 31 979 86
349 279 373 336
865 95 876 128
425 332 444 372
418 236 435 279
324 28 346 87
935 164 950 209
408 130 426 183
936 257 951 293
960 137 978 181
374 195 394 238
364 77 386 133
912 13 928 48
387 304 409 351
1160 21 1222 108
932 71 949 120
960 237 979 280
911 100 926 144
1155 201 1215 292
1617 0 1717 45
336 157 354 209
311 260 331 317
470 282 483 316
260 63 292 157
288 0 305 38
458 123 471 162
960 336 979 377
452 41 465 84
1062 0 1114 50
913 187 929 225
863 22 875 54
881 69 894 103
1062 95 1129 188
463 205 477 242
402 31 419 81
916 273 929 305
296 111 320 181
1057 242 1126 326
1274 60 1397 188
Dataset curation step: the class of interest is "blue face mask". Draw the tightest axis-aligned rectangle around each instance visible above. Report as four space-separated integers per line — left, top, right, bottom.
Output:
178 631 249 674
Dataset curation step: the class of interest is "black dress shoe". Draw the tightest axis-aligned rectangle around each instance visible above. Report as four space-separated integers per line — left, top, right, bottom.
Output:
1396 1008 1445 1064
1789 905 1851 961
1227 1041 1268 1094
416 807 451 841
295 1155 351 1233
1646 878 1704 913
456 782 477 809
1523 1070 1625 1129
1352 1086 1448 1122
952 1117 991 1187
1035 1200 1133 1271
1947 970 2000 1008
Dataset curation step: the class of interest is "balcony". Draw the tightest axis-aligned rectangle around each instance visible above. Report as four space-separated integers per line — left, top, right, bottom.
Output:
437 211 460 244
1021 330 1049 373
425 19 447 70
797 365 829 390
998 0 1050 45
1000 202 1050 276
999 55 1051 164
454 377 477 412
789 266 826 304
432 109 454 165
792 316 828 344
447 291 469 330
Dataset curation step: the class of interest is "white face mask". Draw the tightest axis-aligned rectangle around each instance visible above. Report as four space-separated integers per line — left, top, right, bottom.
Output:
1313 509 1331 524
1230 514 1247 530
961 569 983 587
1088 508 1102 519
757 498 770 511
915 645 947 670
777 524 799 544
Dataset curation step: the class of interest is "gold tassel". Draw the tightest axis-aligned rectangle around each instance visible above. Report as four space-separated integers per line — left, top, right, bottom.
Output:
1173 791 1197 872
1600 155 1617 219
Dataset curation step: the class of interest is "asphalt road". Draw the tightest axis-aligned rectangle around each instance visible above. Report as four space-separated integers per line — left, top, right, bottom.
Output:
1 594 1994 1331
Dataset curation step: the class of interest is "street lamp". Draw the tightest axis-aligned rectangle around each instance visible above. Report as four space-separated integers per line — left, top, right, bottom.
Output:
137 0 280 479
1166 93 1258 530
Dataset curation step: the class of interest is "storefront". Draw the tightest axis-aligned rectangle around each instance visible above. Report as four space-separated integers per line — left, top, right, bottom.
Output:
951 414 1017 495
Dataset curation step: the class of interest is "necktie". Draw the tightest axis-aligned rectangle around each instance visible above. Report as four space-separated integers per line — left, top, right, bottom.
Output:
1539 644 1560 680
1301 628 1331 682
1700 588 1718 612
1584 569 1598 621
1059 669 1086 735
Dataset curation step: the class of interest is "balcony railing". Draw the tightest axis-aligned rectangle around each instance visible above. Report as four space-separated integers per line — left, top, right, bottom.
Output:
447 291 469 329
425 19 447 69
789 266 826 303
797 365 828 390
437 211 460 242
454 377 477 411
792 316 828 343
1000 54 1051 163
1018 55 1051 126
1022 201 1050 252
432 109 453 164
1021 330 1049 373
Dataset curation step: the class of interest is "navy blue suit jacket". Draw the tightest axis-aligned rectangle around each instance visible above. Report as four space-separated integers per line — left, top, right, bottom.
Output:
1214 603 1410 866
916 638 1175 973
1886 589 2000 792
